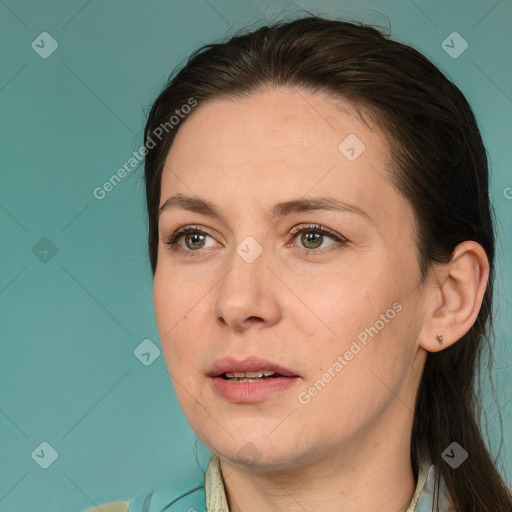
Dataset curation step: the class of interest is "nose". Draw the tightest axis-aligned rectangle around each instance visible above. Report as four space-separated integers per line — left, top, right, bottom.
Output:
211 244 282 332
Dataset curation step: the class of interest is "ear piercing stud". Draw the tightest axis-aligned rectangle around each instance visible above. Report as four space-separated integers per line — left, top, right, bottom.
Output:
436 334 444 345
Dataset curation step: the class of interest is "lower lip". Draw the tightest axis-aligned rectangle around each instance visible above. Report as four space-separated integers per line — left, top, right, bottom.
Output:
211 376 301 403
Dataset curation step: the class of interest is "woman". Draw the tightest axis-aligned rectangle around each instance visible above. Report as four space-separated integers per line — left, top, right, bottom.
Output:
84 14 511 512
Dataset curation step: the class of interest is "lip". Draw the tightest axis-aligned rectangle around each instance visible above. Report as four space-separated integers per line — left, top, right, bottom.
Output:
208 356 300 378
211 375 301 403
208 356 301 404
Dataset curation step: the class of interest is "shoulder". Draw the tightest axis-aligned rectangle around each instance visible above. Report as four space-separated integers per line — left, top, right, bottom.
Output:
80 467 206 512
82 502 130 512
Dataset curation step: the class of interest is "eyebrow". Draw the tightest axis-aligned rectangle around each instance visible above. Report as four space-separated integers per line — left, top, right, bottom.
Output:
158 193 374 225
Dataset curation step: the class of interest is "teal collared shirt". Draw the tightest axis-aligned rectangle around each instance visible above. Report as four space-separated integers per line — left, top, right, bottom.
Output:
83 453 454 512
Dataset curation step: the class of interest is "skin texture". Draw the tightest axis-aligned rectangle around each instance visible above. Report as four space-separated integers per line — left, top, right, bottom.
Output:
152 89 489 512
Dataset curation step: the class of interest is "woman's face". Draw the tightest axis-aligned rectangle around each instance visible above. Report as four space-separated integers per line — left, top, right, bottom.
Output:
153 89 429 469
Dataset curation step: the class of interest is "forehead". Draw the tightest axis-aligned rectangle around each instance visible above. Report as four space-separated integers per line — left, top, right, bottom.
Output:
162 89 390 186
169 89 386 164
158 89 406 230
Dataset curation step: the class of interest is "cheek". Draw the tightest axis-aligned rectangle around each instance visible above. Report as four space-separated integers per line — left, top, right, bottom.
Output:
153 272 194 368
295 257 416 378
296 265 390 341
297 303 419 435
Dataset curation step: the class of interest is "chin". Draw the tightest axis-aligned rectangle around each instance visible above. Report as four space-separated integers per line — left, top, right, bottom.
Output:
206 430 306 468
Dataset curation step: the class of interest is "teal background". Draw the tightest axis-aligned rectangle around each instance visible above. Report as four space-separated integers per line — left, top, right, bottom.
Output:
0 0 511 510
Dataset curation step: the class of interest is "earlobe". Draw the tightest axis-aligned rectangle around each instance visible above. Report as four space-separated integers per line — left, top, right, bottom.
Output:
418 241 489 353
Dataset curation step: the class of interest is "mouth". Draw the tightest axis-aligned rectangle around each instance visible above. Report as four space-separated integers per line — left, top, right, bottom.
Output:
208 356 301 403
208 355 300 379
218 370 292 382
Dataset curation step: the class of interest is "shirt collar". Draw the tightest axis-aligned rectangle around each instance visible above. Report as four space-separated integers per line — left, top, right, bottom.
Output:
205 452 454 512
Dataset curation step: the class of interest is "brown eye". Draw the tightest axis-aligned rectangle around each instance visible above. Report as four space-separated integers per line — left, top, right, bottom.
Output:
299 231 324 249
162 226 216 257
289 224 348 254
162 223 348 258
182 232 207 250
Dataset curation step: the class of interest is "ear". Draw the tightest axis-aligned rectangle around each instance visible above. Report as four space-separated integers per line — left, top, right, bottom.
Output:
418 241 490 353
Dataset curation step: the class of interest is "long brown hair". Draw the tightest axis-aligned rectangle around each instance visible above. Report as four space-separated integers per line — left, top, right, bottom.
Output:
142 15 511 511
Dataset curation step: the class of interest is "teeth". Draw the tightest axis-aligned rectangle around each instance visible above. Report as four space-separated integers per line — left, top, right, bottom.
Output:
224 370 276 378
231 377 265 383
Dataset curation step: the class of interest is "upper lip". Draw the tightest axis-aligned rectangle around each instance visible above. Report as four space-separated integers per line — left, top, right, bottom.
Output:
208 356 300 378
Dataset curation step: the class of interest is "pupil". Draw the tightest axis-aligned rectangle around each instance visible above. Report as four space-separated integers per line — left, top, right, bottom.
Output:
302 232 321 249
184 232 323 251
186 233 204 249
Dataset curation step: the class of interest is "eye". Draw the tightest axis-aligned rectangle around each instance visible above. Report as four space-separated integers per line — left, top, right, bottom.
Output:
288 224 348 255
161 223 348 257
161 225 216 256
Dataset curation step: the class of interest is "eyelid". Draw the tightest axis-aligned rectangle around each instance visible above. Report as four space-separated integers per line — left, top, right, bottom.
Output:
289 223 345 240
161 223 348 256
160 225 218 253
287 223 349 254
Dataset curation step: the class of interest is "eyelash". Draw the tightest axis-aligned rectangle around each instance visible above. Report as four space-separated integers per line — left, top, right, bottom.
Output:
161 224 349 258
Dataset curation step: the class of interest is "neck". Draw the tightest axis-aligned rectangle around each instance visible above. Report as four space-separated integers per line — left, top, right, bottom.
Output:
218 405 417 512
